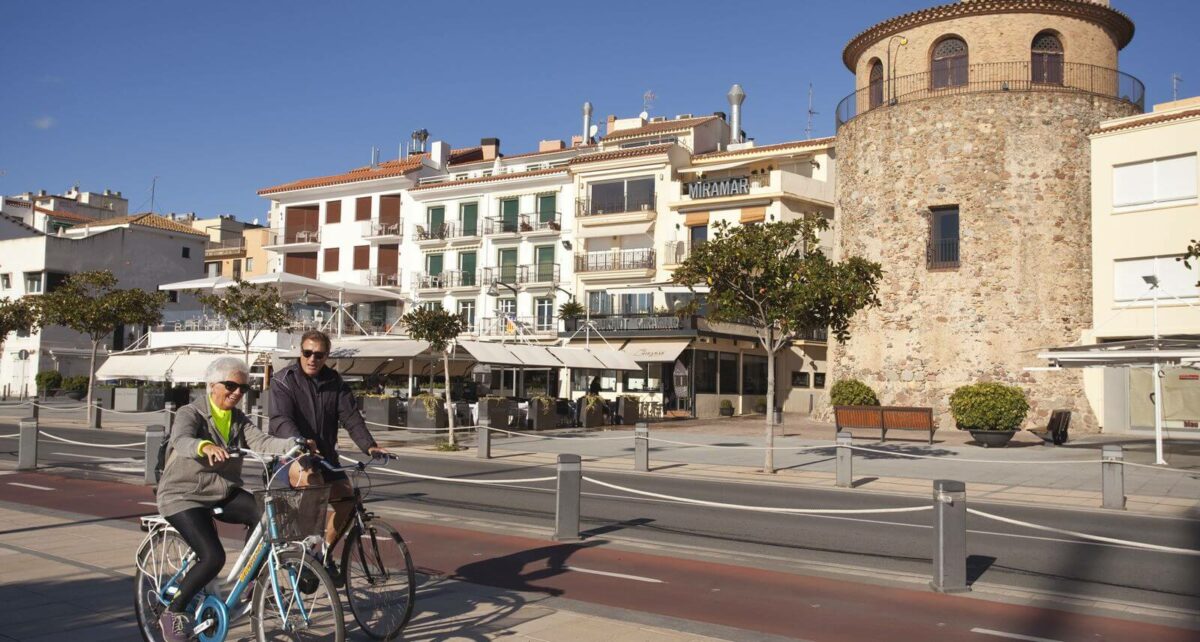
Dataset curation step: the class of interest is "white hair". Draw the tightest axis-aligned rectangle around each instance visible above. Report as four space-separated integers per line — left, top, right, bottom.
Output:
205 356 250 384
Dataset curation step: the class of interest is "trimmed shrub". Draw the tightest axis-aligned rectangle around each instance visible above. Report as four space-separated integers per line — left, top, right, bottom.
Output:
949 382 1029 431
36 370 63 392
62 376 89 395
830 379 879 406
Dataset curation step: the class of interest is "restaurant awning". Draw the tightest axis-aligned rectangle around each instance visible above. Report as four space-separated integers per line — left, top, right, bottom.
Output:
169 353 242 383
96 354 181 381
588 347 643 371
455 341 521 366
576 221 654 239
281 339 430 359
548 347 607 369
158 276 234 292
505 344 565 368
620 338 692 362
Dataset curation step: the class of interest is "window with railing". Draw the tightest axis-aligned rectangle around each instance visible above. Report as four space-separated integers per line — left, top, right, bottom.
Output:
869 59 884 108
927 206 960 269
1031 32 1064 85
575 248 656 272
582 176 655 215
931 37 968 89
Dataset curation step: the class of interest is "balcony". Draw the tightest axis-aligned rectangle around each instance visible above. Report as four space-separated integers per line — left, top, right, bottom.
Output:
575 248 656 273
369 271 400 288
478 316 557 337
484 215 524 236
263 228 320 252
413 222 462 243
663 241 691 265
563 313 694 334
363 220 403 243
479 266 521 286
204 237 246 258
835 61 1144 130
412 272 448 290
517 263 560 285
442 269 478 289
927 238 960 269
527 212 562 235
576 194 657 218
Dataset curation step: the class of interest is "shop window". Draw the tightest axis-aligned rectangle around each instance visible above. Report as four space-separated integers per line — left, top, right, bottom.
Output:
694 351 717 394
742 354 768 395
792 371 810 388
719 353 739 394
572 369 616 392
625 364 662 392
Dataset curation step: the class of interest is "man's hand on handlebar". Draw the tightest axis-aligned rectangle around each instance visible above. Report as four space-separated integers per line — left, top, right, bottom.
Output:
367 446 392 460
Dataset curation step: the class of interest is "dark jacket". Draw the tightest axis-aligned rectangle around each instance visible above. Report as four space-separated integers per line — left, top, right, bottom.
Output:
157 397 295 517
268 361 376 460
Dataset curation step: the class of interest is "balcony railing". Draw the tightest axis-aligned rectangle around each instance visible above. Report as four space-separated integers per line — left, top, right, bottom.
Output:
484 215 524 235
575 248 656 272
443 270 478 288
516 263 560 284
414 222 460 241
365 220 403 239
927 238 960 269
412 272 447 289
529 212 562 232
479 265 521 285
267 228 320 245
835 61 1145 130
564 314 691 333
663 241 691 265
478 316 557 336
369 271 400 287
576 194 657 217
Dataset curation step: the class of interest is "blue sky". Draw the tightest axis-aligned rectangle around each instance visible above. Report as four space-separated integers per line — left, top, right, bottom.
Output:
3 0 1197 222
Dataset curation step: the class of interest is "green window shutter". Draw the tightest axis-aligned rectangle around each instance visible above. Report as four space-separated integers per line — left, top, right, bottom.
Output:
501 198 519 231
461 203 478 236
535 245 555 281
428 206 445 231
460 252 477 286
498 248 517 282
427 253 443 275
538 194 556 223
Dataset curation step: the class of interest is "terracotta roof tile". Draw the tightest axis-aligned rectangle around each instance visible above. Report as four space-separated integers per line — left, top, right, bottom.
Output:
73 213 208 237
602 116 720 141
257 147 484 196
33 206 92 223
410 167 569 192
693 137 836 161
1093 108 1200 135
567 143 675 166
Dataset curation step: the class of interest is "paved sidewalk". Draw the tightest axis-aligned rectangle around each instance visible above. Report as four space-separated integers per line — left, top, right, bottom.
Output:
0 501 729 641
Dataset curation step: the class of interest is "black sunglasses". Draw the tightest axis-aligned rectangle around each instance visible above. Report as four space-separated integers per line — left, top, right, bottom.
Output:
301 349 328 360
218 381 252 394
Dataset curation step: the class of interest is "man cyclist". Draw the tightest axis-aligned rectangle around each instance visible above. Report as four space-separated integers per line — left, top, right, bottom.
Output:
268 330 389 574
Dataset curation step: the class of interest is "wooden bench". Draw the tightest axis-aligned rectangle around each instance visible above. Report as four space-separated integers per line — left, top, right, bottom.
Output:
833 405 937 444
1029 409 1071 445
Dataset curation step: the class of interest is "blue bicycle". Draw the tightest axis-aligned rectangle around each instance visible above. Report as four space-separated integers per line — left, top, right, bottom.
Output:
133 442 345 641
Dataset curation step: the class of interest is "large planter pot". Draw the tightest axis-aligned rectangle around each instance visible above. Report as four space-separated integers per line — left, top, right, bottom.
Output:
358 396 401 429
719 406 734 417
615 397 640 425
580 396 606 428
478 398 510 429
528 398 556 431
968 430 1017 448
407 398 448 429
114 387 144 412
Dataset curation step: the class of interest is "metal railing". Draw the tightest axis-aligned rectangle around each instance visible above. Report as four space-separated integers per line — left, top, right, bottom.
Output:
518 263 560 284
663 241 691 264
927 238 960 269
835 61 1145 130
412 272 448 289
484 215 525 235
443 269 477 288
366 220 403 238
479 265 520 285
575 248 656 272
267 228 320 245
478 316 557 336
205 238 245 254
576 194 657 217
565 314 690 333
529 211 562 232
414 222 459 241
369 271 400 287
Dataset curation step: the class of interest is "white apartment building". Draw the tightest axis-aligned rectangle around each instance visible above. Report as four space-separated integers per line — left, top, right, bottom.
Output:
1 185 128 235
1083 97 1200 433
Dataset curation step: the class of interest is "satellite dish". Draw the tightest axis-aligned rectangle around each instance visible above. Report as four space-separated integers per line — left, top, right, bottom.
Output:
639 110 649 120
588 124 598 139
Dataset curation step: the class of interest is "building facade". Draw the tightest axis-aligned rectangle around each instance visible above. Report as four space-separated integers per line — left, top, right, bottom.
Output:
1084 97 1200 433
829 0 1143 431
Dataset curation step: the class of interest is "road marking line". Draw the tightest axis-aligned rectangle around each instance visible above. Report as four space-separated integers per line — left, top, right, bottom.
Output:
139 502 158 507
971 628 1062 642
563 565 663 583
55 452 134 461
8 482 54 491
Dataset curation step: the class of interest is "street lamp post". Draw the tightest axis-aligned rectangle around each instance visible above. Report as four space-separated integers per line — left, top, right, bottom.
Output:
1142 275 1167 465
886 35 908 105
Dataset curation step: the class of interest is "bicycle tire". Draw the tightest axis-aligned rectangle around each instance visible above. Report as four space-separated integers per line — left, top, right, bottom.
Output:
343 520 416 640
133 528 191 642
253 547 345 642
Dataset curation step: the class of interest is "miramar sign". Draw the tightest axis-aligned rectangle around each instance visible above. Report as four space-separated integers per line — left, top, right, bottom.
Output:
686 175 750 199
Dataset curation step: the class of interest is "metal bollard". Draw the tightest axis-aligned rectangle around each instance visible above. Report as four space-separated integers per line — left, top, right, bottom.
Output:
634 422 649 472
1102 444 1126 510
31 401 39 422
92 401 103 429
164 402 176 433
836 431 853 488
931 479 969 593
144 424 166 485
251 405 262 431
17 418 38 470
476 415 491 459
553 453 582 541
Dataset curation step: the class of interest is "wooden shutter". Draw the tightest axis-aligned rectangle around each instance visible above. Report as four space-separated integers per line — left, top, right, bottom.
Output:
378 244 399 276
353 245 370 270
323 248 340 272
284 252 317 279
325 200 341 224
684 211 710 227
379 195 401 225
355 196 372 221
739 206 766 224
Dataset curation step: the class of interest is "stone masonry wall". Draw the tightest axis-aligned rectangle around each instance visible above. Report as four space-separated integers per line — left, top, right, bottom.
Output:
828 91 1138 432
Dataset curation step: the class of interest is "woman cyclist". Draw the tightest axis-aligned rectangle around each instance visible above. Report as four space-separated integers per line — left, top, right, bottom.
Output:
154 356 313 642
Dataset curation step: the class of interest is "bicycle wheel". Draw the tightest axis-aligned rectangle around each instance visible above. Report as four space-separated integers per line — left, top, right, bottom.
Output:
343 520 416 640
253 546 345 642
134 528 192 642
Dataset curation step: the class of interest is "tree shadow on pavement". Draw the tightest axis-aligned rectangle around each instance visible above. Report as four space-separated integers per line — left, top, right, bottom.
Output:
397 573 546 642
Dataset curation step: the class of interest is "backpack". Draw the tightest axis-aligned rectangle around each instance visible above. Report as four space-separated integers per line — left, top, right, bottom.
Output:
152 406 247 486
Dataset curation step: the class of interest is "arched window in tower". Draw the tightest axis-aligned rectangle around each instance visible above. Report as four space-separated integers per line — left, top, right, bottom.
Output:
931 37 968 89
1031 32 1064 85
868 59 884 108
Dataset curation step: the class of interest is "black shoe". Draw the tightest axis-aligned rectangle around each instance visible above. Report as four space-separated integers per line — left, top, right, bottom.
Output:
325 556 344 589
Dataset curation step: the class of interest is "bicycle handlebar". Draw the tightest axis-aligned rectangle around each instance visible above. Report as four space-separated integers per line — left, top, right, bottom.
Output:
313 452 396 474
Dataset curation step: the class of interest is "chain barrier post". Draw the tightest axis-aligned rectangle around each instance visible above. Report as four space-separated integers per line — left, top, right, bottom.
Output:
17 417 37 471
634 422 649 472
144 424 166 485
251 405 263 432
553 453 582 541
931 479 969 593
836 431 853 488
164 402 176 433
31 400 39 422
92 400 103 430
1102 444 1126 510
477 414 491 460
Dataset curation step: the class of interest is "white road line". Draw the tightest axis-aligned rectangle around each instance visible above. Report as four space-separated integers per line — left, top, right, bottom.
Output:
55 452 135 461
8 482 54 491
970 628 1062 642
563 565 664 583
139 502 158 507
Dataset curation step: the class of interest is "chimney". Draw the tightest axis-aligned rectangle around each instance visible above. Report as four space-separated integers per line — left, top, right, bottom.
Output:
570 135 584 147
727 83 746 144
606 114 617 137
582 101 593 144
411 129 429 153
481 137 500 161
538 139 565 152
713 111 727 122
421 140 450 171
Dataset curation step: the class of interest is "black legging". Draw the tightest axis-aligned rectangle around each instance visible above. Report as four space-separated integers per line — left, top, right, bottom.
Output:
164 489 260 613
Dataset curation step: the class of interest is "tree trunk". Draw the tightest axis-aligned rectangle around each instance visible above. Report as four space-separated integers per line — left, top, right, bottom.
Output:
443 350 456 446
87 339 99 428
764 327 775 474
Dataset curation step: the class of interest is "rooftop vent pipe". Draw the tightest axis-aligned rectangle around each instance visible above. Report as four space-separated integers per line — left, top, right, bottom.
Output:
727 84 746 144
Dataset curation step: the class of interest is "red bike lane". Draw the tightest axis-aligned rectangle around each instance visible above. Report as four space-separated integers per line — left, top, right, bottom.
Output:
1 471 1193 642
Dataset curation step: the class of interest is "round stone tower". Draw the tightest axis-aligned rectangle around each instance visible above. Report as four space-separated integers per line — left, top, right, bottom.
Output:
830 0 1143 431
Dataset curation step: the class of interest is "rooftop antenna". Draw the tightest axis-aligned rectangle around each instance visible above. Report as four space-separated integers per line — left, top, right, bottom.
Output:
1171 73 1183 101
642 90 656 118
150 176 159 214
805 83 819 139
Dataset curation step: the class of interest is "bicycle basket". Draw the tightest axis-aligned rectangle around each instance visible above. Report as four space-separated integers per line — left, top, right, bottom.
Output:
255 486 330 544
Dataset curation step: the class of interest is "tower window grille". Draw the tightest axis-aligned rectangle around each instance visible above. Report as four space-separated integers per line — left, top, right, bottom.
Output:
931 37 968 89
